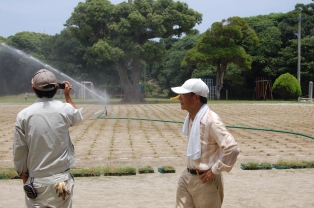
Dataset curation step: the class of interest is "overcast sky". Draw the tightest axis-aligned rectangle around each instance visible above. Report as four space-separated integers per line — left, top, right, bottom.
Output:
0 0 312 38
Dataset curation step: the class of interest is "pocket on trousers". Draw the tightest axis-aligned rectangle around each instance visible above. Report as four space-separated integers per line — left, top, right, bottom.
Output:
33 182 43 189
213 175 221 190
32 182 47 197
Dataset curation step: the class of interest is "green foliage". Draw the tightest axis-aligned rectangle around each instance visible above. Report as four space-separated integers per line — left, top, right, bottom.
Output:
7 32 51 60
305 161 314 168
0 36 6 43
150 35 201 95
103 166 136 175
183 16 258 69
0 35 47 95
272 73 301 100
243 162 259 168
141 82 154 95
0 168 19 179
289 160 307 167
43 29 120 94
71 166 137 176
276 159 290 166
277 37 314 94
260 162 271 167
93 40 124 62
138 166 154 173
4 2 314 100
161 165 175 171
66 0 202 103
0 29 120 96
182 16 258 99
192 65 216 78
245 14 283 78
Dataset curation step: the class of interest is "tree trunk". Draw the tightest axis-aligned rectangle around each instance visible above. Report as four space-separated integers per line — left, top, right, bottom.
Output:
116 58 145 103
215 63 226 100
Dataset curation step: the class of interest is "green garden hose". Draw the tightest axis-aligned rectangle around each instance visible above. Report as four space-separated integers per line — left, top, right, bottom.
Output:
97 113 314 140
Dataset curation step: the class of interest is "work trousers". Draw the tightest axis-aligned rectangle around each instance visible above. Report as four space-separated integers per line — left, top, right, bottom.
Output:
176 169 223 208
25 170 74 208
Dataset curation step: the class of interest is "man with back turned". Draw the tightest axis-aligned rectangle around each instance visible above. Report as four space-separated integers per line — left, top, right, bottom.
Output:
13 69 83 207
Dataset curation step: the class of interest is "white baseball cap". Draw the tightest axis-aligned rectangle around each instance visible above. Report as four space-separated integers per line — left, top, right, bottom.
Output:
171 78 209 98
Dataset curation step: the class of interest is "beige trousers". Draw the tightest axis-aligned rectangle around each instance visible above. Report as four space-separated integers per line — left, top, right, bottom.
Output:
25 170 74 208
176 169 224 208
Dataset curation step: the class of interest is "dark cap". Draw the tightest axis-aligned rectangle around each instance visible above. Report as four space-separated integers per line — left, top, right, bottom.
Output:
31 69 57 91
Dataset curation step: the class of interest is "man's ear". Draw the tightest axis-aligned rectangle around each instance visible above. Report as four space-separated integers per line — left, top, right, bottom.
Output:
194 94 200 101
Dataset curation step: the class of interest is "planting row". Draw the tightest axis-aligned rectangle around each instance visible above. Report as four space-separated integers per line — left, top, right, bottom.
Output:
241 159 314 170
0 166 176 179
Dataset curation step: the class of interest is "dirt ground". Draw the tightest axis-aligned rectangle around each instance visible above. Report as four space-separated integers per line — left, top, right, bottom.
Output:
1 102 314 207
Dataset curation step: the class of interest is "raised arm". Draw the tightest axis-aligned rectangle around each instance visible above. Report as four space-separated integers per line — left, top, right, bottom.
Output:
62 81 77 109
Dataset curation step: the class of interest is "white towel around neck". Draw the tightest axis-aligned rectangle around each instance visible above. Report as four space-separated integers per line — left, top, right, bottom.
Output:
182 104 208 160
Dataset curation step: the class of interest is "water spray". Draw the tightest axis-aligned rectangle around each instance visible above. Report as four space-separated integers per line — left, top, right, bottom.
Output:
0 43 113 115
94 100 115 117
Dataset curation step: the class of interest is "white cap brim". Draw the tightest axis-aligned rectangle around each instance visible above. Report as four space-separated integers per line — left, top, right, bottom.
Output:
171 87 192 94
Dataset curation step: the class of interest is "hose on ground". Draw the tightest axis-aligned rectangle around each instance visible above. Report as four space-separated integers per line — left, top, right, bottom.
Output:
97 114 314 140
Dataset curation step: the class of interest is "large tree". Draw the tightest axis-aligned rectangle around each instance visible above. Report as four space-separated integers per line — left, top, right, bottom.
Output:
276 3 314 94
182 16 258 99
42 29 120 94
245 14 283 78
7 32 51 60
65 0 202 103
150 34 201 96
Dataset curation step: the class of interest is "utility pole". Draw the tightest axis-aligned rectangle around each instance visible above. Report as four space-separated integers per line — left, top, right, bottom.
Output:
297 14 301 83
128 0 132 3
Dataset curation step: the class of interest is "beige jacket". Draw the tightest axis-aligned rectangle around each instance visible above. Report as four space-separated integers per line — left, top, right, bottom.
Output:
13 98 83 178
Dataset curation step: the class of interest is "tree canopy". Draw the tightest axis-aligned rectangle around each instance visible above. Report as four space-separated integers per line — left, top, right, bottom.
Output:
182 16 258 99
65 0 202 103
2 2 314 100
150 34 201 96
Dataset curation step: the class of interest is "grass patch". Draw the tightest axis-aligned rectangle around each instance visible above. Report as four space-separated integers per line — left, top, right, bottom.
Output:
72 166 137 177
241 162 273 170
271 159 310 169
103 166 136 176
304 161 314 168
275 159 291 167
71 167 102 177
241 162 259 170
289 159 308 168
158 166 176 173
260 162 271 167
0 168 20 179
138 166 154 174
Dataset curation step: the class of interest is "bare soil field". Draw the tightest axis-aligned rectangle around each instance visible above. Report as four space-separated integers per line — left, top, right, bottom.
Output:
1 102 314 207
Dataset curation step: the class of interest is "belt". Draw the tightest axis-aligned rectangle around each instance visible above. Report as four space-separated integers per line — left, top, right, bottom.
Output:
187 168 205 175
